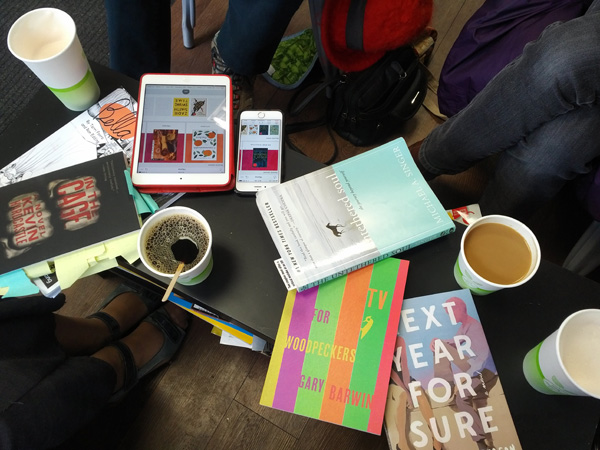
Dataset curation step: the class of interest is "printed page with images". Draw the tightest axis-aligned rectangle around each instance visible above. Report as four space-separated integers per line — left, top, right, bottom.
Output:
0 88 137 188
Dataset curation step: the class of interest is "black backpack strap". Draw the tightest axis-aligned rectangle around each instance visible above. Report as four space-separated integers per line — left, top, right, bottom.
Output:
285 76 341 165
346 0 368 51
287 75 339 119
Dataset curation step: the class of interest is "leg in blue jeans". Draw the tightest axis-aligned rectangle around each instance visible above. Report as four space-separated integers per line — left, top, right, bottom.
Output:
420 1 600 219
216 0 305 76
481 105 600 218
104 0 171 79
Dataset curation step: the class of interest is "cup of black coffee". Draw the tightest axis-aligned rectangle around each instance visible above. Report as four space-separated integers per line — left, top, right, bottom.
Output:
138 206 213 285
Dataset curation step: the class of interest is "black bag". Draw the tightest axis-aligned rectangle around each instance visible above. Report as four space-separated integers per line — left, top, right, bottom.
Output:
328 46 427 146
287 45 428 152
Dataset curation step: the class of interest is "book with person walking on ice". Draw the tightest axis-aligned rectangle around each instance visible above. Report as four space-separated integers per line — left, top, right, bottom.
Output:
256 137 455 291
384 289 522 450
260 257 410 434
0 153 140 277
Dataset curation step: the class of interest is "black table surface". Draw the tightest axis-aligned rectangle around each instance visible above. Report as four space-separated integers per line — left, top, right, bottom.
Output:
2 62 599 450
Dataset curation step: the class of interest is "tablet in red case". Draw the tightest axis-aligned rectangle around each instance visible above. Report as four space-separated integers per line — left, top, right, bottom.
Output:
131 73 234 193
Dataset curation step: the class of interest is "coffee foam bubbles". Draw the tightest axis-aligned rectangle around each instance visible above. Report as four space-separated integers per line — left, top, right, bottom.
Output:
143 214 209 274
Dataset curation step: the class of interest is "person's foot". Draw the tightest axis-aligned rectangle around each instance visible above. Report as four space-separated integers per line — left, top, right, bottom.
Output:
93 290 154 338
211 31 255 121
88 286 161 344
55 287 161 355
93 302 189 398
408 140 437 181
119 302 188 373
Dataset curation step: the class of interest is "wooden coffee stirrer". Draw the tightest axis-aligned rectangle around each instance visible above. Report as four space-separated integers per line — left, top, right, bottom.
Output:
161 238 199 302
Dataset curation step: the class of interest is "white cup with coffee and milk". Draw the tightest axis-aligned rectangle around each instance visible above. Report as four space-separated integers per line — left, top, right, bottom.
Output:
523 309 600 399
138 206 213 286
454 214 541 295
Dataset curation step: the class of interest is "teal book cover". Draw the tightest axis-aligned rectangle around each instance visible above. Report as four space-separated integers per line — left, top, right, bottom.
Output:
256 137 455 291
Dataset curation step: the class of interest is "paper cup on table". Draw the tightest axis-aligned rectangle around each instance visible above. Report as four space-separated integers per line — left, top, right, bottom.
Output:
7 8 100 111
523 309 600 398
138 206 213 286
454 214 541 295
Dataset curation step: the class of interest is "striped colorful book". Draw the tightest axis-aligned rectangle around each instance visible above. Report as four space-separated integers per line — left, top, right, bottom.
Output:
260 257 409 434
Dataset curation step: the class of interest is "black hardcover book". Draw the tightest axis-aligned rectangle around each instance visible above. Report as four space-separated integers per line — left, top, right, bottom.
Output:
0 153 140 276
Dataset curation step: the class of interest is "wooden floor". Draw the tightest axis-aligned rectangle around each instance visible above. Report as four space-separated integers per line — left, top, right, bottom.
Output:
54 1 597 449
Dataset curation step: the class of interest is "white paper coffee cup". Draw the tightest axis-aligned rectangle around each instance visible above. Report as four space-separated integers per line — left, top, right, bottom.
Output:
7 8 100 111
523 309 600 399
138 206 213 286
454 215 541 295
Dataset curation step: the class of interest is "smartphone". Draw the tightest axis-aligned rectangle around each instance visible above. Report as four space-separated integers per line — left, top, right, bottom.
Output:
235 110 283 194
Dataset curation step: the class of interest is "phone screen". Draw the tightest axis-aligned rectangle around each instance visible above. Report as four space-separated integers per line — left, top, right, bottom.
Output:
135 84 227 175
237 117 281 184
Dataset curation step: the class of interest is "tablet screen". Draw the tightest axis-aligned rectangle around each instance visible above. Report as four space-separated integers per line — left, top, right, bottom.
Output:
135 83 227 176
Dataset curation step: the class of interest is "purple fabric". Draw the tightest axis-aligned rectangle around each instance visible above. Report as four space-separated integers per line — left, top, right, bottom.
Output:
588 168 600 220
577 165 600 220
587 168 600 221
438 0 587 117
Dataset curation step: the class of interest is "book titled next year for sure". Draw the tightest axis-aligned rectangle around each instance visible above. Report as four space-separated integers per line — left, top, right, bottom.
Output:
384 289 522 450
256 137 455 291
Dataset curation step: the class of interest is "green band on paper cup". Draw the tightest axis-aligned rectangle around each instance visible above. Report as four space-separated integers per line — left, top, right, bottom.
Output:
47 69 100 111
523 342 558 395
454 257 494 295
523 333 581 395
523 310 600 398
178 255 213 285
48 68 92 93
